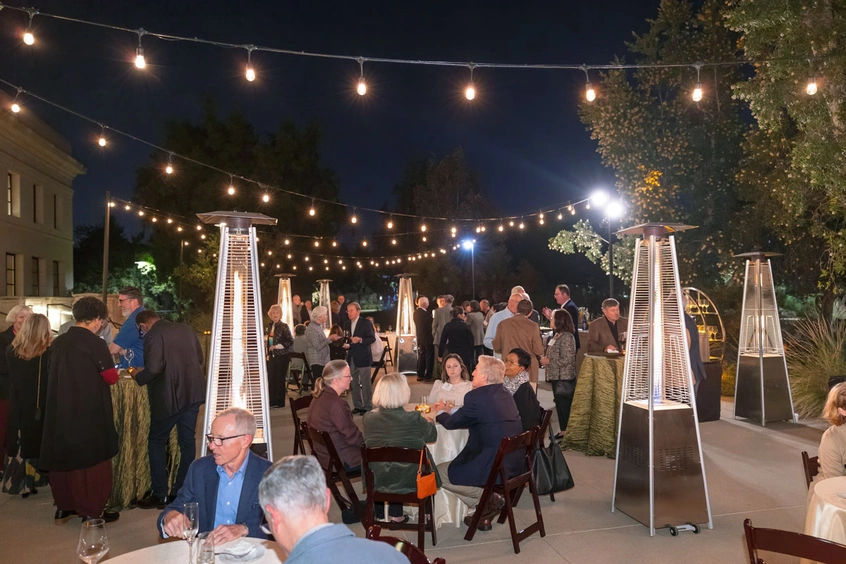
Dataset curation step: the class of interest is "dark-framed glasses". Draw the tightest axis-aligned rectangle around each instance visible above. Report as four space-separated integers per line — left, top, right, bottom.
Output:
205 433 246 446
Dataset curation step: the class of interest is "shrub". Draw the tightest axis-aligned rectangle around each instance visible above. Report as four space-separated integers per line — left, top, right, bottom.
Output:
786 318 846 419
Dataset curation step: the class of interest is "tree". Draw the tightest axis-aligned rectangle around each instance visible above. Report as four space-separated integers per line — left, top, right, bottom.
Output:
73 216 137 293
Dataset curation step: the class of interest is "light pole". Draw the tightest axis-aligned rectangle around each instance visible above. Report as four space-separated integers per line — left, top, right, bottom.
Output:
462 239 476 300
591 191 625 298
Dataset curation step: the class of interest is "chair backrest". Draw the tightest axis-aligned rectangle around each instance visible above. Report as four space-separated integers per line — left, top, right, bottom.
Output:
537 409 553 447
367 525 445 564
361 445 432 495
289 351 311 372
744 518 846 564
290 395 313 455
802 451 820 490
483 429 536 492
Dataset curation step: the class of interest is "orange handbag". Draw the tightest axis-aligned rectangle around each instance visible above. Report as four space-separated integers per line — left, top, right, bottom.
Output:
416 449 437 499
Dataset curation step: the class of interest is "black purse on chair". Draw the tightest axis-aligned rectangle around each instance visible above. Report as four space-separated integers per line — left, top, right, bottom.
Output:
532 423 574 496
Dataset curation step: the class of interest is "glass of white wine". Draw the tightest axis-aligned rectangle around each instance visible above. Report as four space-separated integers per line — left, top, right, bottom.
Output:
77 519 109 564
196 531 215 564
183 502 199 563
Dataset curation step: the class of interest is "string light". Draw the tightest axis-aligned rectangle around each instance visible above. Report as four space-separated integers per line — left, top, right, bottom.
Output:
134 29 147 69
308 199 316 217
421 223 427 232
138 210 144 216
350 209 358 224
465 64 477 101
124 204 131 211
509 220 515 227
387 216 394 230
422 236 427 242
362 240 368 247
557 211 563 220
391 239 397 245
165 153 174 174
227 176 236 195
519 219 525 229
284 239 290 245
692 63 703 102
806 59 818 95
498 224 504 232
582 66 596 102
332 241 337 247
23 9 36 45
98 126 107 147
245 46 256 82
356 57 367 96
167 218 173 224
262 193 270 203
314 240 320 248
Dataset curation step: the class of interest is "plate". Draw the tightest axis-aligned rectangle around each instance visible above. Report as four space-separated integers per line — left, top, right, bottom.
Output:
218 543 265 563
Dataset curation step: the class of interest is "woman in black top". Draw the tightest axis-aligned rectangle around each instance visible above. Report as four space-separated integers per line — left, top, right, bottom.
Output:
438 306 475 370
265 305 294 408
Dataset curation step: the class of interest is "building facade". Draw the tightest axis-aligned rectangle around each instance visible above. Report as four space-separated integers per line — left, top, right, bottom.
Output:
1 92 85 303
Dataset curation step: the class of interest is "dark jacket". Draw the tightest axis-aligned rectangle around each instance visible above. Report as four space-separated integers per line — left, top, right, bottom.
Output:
363 407 439 494
157 451 271 539
308 386 364 469
414 307 433 346
135 320 206 421
439 318 474 369
345 316 375 368
5 347 49 458
513 382 543 433
436 383 523 487
39 326 118 471
266 320 294 356
563 299 581 350
685 314 708 385
0 326 15 399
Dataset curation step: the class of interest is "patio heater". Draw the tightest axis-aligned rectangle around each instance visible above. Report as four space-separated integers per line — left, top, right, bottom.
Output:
198 211 277 460
317 279 332 329
611 223 712 537
733 252 794 425
395 273 417 374
275 273 295 330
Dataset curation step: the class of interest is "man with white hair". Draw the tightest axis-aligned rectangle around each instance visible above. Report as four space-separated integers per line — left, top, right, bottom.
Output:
483 292 522 353
259 455 408 563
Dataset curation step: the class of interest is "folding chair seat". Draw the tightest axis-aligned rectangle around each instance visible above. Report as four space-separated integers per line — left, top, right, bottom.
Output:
287 352 312 393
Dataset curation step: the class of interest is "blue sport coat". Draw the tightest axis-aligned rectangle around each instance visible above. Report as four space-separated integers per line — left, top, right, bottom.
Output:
157 451 271 539
345 317 375 367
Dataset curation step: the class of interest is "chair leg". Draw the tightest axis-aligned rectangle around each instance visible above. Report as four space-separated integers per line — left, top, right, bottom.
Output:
417 500 426 551
429 495 437 547
500 485 521 554
463 489 492 542
529 479 546 538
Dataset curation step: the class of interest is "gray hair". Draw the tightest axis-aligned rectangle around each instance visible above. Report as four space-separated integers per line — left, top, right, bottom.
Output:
311 305 328 320
259 455 327 518
372 372 411 409
6 304 33 323
215 407 257 437
476 355 505 385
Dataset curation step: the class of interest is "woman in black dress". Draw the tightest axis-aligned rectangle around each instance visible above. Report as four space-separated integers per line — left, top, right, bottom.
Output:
438 306 475 370
265 305 293 408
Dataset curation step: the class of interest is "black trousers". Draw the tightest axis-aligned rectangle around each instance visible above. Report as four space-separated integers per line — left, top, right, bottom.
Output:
551 379 578 434
267 354 291 407
417 341 434 379
309 365 324 389
148 404 199 498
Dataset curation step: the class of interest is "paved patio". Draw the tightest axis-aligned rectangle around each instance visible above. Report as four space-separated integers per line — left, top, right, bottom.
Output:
0 380 820 563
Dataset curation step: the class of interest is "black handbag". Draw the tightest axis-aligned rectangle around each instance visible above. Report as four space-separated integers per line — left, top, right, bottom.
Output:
532 423 574 495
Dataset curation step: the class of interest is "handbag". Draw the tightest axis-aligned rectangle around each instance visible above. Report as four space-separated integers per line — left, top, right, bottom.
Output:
416 448 437 499
532 423 574 495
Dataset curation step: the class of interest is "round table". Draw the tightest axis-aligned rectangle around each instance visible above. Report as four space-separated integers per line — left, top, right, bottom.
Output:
108 537 283 564
804 476 846 546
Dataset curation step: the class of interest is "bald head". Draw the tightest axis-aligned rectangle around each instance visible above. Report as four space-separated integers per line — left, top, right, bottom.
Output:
507 293 522 314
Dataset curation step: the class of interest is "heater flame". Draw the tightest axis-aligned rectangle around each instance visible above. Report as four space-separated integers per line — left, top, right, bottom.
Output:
232 269 247 409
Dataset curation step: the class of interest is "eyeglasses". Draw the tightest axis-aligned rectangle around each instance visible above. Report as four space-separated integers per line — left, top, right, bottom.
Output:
205 433 247 446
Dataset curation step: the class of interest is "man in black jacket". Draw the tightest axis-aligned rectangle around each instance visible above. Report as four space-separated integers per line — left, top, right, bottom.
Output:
542 284 581 350
343 302 376 415
131 310 206 509
413 296 434 382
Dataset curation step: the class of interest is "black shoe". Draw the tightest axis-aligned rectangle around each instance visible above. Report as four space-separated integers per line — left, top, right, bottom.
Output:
136 494 169 510
82 511 119 524
463 514 492 531
341 507 361 524
55 510 77 524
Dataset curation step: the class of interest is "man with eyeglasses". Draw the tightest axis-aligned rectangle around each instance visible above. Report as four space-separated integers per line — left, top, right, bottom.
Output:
108 286 146 369
157 408 271 545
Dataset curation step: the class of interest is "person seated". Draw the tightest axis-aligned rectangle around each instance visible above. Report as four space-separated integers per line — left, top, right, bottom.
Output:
328 324 347 361
158 408 271 544
363 372 438 523
258 456 408 564
587 298 628 354
504 348 543 432
428 356 523 531
429 354 473 407
819 383 846 480
307 360 364 472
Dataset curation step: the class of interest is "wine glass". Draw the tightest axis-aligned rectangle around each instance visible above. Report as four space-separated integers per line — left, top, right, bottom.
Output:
196 531 215 564
183 502 199 563
123 348 135 368
77 519 109 564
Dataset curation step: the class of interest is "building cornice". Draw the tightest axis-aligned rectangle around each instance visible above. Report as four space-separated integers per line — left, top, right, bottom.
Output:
0 114 86 185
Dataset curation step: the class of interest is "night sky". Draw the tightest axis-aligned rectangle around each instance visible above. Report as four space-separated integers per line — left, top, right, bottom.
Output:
0 0 658 231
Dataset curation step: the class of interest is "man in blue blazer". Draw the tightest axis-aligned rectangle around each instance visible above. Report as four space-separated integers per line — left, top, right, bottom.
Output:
259 455 407 564
343 302 376 415
158 408 271 544
430 355 523 529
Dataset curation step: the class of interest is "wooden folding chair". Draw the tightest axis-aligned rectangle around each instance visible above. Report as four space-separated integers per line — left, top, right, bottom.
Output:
744 518 846 563
367 525 446 564
287 352 313 393
371 346 391 383
289 395 313 455
302 423 364 523
465 429 545 554
381 335 394 365
802 451 820 490
361 445 437 551
535 409 556 502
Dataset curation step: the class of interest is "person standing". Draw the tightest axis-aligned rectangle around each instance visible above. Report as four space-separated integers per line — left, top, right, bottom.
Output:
0 305 32 473
265 305 294 408
109 286 146 369
40 296 120 524
432 295 453 380
587 298 628 354
483 293 521 353
492 299 544 385
292 295 310 325
306 306 341 389
336 295 350 330
2 313 50 497
465 300 486 369
344 302 375 415
131 310 206 509
542 284 581 350
540 310 577 437
413 297 434 382
439 307 475 371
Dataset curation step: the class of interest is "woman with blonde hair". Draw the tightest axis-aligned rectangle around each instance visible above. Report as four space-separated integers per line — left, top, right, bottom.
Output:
265 304 293 408
308 360 363 472
0 304 32 473
363 372 438 523
819 382 846 480
2 313 50 497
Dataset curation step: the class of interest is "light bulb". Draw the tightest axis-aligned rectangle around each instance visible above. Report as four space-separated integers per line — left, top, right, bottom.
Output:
519 222 525 229
807 80 818 95
308 207 316 216
262 194 270 202
387 220 393 229
196 225 202 231
98 136 107 147
509 220 514 227
331 241 337 247
692 83 703 102
246 66 256 82
227 185 235 195
151 217 157 222
138 210 144 216
167 218 173 224
570 207 576 215
23 29 34 46
11 103 21 113
465 82 476 101
314 241 320 247
391 239 397 245
498 225 504 232
557 212 563 220
165 164 174 174
351 214 358 224
421 224 427 232
357 78 367 96
284 239 290 245
135 47 146 69
586 84 596 102
362 240 368 247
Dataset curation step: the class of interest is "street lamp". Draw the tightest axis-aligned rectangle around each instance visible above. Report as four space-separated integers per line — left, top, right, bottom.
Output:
462 239 476 300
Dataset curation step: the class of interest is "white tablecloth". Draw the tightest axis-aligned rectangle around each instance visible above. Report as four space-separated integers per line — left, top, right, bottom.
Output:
108 537 283 564
804 476 846 544
428 424 470 528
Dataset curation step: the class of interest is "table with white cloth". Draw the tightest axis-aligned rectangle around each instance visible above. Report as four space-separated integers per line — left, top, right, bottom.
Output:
803 476 846 557
108 537 283 564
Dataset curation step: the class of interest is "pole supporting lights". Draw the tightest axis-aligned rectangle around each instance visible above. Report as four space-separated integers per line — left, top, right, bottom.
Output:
462 239 476 300
591 190 625 298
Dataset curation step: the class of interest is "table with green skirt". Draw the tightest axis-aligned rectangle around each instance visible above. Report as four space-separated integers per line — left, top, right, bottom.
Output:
108 374 180 511
560 354 625 458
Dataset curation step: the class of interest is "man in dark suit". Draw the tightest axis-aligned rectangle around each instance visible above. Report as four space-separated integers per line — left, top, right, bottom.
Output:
429 355 523 530
432 295 454 380
336 294 350 329
587 298 629 354
413 296 434 382
543 284 581 350
132 310 207 509
158 408 271 544
343 302 376 414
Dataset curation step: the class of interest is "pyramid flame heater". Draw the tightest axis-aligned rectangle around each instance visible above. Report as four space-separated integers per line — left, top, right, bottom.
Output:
394 273 417 374
733 252 794 425
317 279 333 330
199 211 277 460
275 273 295 331
611 223 712 536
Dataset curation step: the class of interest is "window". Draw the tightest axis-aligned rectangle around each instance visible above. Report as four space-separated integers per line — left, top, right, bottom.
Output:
31 257 41 296
53 261 61 296
33 184 43 224
6 173 11 216
6 172 20 218
53 194 63 230
6 253 16 296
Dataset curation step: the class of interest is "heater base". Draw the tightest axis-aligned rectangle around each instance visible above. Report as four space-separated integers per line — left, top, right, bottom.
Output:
734 353 793 425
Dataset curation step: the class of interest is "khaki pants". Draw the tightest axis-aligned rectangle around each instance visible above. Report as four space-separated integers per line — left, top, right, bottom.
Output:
437 462 483 509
